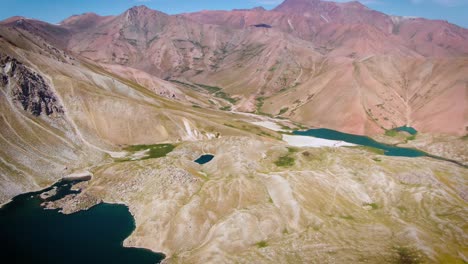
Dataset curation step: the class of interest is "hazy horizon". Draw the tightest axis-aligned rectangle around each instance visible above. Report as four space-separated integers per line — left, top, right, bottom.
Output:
1 0 467 28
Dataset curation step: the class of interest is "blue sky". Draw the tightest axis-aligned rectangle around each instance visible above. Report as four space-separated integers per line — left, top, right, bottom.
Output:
1 0 467 28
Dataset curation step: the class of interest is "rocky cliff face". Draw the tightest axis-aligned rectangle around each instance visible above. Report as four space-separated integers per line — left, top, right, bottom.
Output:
0 54 63 116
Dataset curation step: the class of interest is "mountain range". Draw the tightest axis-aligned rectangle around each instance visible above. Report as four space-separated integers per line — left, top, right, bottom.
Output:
0 1 467 263
2 0 467 136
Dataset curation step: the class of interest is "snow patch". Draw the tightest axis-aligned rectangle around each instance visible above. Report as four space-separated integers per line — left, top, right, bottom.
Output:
287 19 295 31
183 118 201 141
251 121 284 132
282 134 356 148
320 14 330 23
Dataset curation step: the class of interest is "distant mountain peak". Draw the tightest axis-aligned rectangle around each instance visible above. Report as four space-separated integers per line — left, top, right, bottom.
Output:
252 6 266 11
342 1 368 9
128 5 151 12
274 0 335 12
124 5 168 17
232 6 266 12
0 16 39 25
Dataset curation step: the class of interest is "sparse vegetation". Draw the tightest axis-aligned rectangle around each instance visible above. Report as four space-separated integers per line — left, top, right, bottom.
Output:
275 155 295 167
219 105 232 111
256 240 268 248
354 146 385 155
287 147 298 153
169 80 199 90
339 215 355 220
392 246 423 264
364 202 379 210
255 96 274 117
195 83 222 93
215 91 238 104
255 96 265 109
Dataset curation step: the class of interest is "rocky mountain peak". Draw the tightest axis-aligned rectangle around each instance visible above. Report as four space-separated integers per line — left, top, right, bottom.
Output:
0 54 64 116
125 5 167 17
122 5 169 26
128 5 151 13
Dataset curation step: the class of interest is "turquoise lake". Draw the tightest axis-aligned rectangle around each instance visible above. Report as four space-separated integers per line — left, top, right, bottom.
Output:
394 126 418 135
0 180 165 264
293 128 426 157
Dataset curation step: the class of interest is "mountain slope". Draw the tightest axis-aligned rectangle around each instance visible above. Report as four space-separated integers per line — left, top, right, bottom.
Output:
0 24 280 203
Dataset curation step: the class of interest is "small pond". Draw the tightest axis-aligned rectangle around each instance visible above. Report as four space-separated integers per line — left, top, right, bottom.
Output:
194 154 214 164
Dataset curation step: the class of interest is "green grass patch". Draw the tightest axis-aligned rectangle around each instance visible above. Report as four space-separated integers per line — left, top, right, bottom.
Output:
354 146 385 155
256 96 265 108
194 83 238 104
364 202 379 210
219 105 232 111
287 147 298 153
372 158 382 162
122 144 175 161
214 91 238 104
195 83 222 93
275 155 295 167
169 80 199 90
406 135 416 141
278 107 289 115
385 129 398 137
256 241 268 248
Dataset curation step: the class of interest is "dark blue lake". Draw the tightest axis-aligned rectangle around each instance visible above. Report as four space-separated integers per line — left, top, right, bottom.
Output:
293 128 425 157
0 180 165 264
194 154 214 164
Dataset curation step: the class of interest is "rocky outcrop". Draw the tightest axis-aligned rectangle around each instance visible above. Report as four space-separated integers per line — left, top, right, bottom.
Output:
0 54 63 116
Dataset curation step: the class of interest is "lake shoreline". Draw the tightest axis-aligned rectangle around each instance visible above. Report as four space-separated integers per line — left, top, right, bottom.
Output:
0 178 166 263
